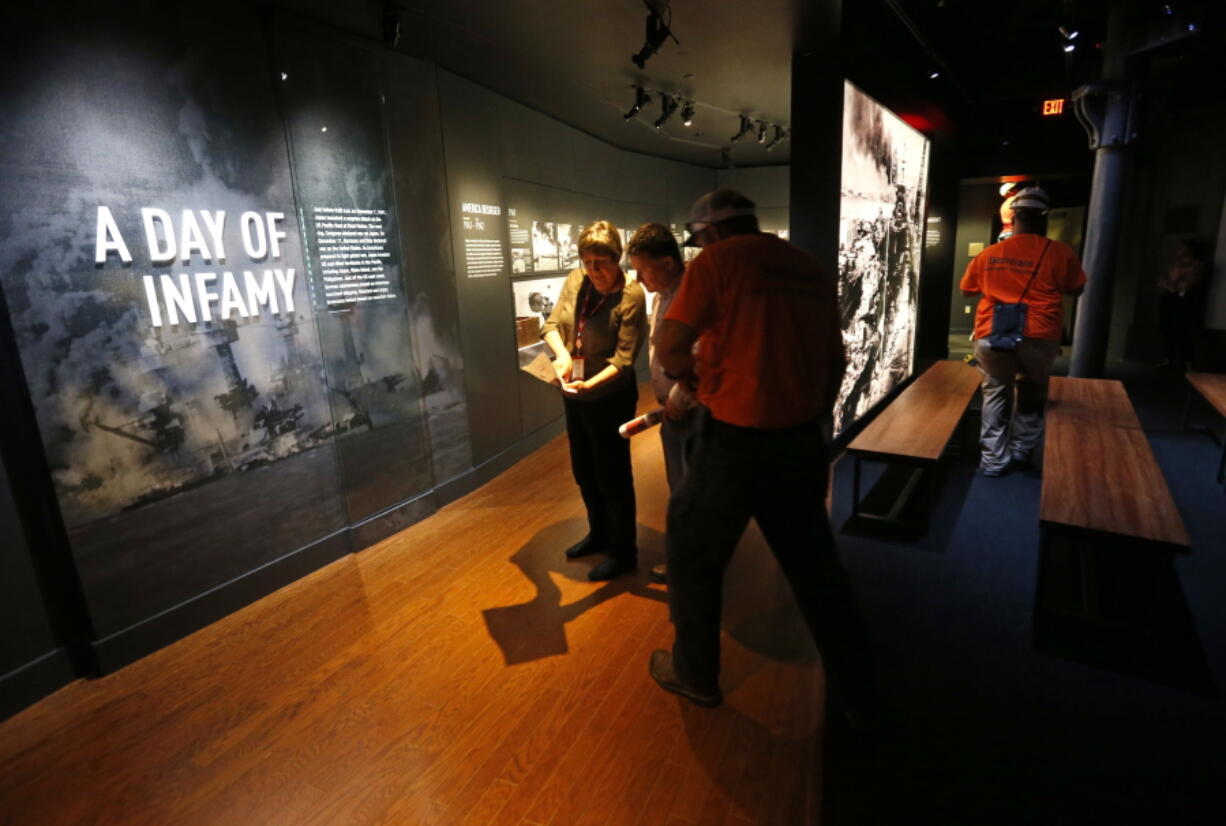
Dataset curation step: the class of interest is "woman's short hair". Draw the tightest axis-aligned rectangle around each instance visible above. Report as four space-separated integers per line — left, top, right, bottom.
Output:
626 223 682 263
578 220 623 261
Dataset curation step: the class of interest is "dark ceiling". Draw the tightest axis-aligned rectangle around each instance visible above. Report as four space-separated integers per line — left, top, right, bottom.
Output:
284 0 1226 172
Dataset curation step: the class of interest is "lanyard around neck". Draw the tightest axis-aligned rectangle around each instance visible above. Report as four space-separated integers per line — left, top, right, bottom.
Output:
575 278 613 352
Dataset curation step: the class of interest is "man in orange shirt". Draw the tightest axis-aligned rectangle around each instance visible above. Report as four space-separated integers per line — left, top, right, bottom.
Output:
960 187 1086 475
647 189 874 718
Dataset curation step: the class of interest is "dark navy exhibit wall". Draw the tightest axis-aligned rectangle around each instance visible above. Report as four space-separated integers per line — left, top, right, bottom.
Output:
0 451 75 718
436 71 522 466
0 0 713 700
380 55 474 488
0 2 351 642
273 20 437 525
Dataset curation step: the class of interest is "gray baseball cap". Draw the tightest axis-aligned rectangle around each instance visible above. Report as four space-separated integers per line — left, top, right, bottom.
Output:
684 188 756 246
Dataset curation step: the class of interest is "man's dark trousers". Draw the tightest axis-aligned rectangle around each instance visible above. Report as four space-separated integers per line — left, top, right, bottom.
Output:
666 409 872 701
563 383 639 561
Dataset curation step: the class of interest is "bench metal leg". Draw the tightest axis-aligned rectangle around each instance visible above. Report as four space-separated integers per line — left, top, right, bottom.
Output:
1217 437 1226 485
1181 384 1194 432
851 455 862 517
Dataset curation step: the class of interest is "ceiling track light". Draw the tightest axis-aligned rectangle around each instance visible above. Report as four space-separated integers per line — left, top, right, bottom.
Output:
1063 42 1076 53
765 125 788 152
756 121 769 144
1058 25 1079 40
654 94 680 130
729 114 753 143
928 70 941 79
631 1 681 69
624 86 651 120
681 101 695 126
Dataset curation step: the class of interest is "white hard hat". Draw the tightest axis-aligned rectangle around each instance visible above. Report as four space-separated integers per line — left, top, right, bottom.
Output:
1010 186 1049 212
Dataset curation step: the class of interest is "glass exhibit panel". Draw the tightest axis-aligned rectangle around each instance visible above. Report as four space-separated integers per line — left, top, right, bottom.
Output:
0 5 348 635
835 80 930 436
511 275 568 366
275 26 436 522
383 59 475 485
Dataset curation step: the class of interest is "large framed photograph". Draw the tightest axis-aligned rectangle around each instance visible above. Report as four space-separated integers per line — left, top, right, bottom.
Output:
835 80 930 436
531 221 559 271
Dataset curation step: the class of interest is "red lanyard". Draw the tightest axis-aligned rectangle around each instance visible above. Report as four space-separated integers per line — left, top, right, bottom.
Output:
574 279 611 353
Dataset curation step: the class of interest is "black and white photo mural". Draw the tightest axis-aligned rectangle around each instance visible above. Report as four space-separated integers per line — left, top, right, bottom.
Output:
835 81 929 436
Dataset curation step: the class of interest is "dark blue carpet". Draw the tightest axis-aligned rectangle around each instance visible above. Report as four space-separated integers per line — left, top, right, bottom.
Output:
825 365 1226 825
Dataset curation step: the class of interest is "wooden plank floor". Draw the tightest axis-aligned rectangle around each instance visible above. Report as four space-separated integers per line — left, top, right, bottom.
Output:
0 385 825 825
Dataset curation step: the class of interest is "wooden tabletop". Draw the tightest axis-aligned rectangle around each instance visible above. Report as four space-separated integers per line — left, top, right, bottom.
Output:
1042 384 1189 548
1045 376 1143 431
847 360 982 462
1187 372 1226 417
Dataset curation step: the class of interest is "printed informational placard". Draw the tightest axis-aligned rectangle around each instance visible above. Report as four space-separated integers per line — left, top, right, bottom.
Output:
508 208 532 274
460 201 506 278
302 205 398 309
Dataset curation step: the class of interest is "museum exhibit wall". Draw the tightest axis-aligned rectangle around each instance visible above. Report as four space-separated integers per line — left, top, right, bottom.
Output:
0 452 75 720
436 70 712 464
716 166 791 238
1114 97 1226 368
0 0 715 708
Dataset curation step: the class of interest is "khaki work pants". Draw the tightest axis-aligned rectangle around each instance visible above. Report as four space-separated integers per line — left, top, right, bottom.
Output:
973 337 1061 473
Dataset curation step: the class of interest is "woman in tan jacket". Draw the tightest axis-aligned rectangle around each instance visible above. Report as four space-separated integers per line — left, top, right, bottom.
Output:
542 220 647 580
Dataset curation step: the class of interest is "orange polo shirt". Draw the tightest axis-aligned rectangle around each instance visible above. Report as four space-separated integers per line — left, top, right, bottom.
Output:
960 233 1086 341
665 233 844 429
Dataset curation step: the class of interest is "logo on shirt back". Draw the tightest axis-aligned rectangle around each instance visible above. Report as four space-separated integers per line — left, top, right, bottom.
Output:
754 266 821 295
987 256 1035 268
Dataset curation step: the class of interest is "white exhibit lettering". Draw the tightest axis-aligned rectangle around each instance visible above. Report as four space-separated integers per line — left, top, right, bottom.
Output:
141 208 177 264
243 269 278 316
160 273 198 325
95 206 132 264
218 272 249 318
194 271 219 321
266 212 286 260
178 210 211 263
240 211 268 259
101 206 294 328
273 268 296 313
199 210 227 261
142 275 163 327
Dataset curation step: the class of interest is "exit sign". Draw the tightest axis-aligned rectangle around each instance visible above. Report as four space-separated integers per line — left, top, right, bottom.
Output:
1042 99 1066 116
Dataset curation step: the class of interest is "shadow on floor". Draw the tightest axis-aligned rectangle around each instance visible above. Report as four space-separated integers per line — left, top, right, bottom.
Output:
481 519 668 666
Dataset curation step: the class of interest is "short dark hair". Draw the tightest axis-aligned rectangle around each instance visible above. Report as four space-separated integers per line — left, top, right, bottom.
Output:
1012 208 1045 234
626 223 682 262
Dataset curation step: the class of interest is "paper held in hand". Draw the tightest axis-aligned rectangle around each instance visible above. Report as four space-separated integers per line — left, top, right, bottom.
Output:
521 351 562 387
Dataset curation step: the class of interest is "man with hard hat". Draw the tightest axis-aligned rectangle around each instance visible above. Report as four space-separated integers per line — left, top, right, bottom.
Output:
960 186 1087 476
647 188 874 719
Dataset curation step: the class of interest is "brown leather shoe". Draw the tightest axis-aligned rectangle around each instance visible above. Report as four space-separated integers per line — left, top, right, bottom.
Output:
649 650 721 707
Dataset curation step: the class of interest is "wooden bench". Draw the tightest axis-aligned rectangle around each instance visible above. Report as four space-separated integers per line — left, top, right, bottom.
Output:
1182 372 1226 485
1037 377 1190 630
843 359 981 535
